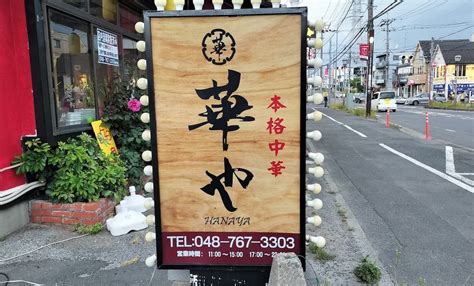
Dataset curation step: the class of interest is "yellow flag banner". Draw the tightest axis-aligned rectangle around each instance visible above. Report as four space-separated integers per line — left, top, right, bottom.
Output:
91 120 118 155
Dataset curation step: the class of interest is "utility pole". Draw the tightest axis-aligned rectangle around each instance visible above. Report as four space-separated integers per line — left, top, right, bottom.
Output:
328 33 333 102
380 17 395 91
428 37 435 100
365 0 374 117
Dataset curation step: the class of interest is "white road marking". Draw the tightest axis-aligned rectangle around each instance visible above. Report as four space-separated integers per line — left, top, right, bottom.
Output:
459 173 474 176
445 129 456 132
379 143 474 193
445 146 474 186
315 109 368 138
342 124 368 138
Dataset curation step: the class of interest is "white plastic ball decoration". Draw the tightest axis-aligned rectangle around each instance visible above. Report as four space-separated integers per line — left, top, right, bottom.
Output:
144 198 155 210
136 41 146 52
306 183 321 194
307 59 315 67
308 76 322 86
308 19 316 27
306 215 322 226
137 78 147 90
145 255 157 267
307 39 315 48
213 0 224 9
305 234 310 242
140 95 149 106
314 38 323 49
144 182 154 193
307 199 323 210
313 93 324 104
309 152 324 165
142 150 152 162
154 0 166 10
306 130 322 141
143 165 153 177
146 215 155 226
140 113 150 124
309 166 324 177
250 0 261 8
137 59 147 71
135 22 144 34
145 232 156 242
310 236 326 248
314 57 323 68
142 129 151 142
315 19 325 32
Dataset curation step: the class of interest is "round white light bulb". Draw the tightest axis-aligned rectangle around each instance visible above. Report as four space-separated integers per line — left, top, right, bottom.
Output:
136 41 146 52
137 59 147 71
307 39 315 48
144 182 154 193
307 111 322 122
311 236 326 248
144 198 155 210
140 95 149 106
250 0 261 8
314 57 323 68
307 215 322 226
213 0 223 9
154 0 166 10
305 234 310 242
142 150 152 162
137 78 147 90
306 183 321 194
313 93 324 104
308 19 316 27
306 130 322 141
233 0 243 9
314 38 323 49
194 0 204 10
309 152 324 165
145 232 156 242
315 19 325 32
140 113 150 124
307 199 323 210
135 22 144 34
142 129 151 142
143 165 153 177
174 0 185 10
309 166 324 177
145 255 157 267
146 215 155 226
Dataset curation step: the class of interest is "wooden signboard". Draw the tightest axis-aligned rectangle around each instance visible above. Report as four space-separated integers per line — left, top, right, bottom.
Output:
145 8 307 268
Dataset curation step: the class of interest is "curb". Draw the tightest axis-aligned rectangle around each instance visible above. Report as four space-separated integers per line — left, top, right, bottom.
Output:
424 106 474 112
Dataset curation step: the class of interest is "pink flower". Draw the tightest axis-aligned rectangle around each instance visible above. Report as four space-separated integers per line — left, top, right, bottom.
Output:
127 99 141 112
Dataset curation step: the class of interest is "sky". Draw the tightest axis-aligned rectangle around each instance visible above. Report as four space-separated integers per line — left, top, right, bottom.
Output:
284 0 474 65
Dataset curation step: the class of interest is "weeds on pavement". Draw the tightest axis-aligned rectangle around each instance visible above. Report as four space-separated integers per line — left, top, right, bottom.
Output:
74 223 103 235
353 256 382 284
309 242 336 262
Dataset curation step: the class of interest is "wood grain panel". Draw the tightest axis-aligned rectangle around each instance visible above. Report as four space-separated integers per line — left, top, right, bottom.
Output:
150 14 302 233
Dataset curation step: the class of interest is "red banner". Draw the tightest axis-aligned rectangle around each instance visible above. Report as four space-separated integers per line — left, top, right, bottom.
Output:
162 232 300 265
359 44 369 61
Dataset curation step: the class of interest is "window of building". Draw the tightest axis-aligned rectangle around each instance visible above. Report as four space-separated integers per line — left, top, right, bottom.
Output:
90 0 118 24
455 64 466 77
62 0 88 12
119 5 140 33
48 10 96 128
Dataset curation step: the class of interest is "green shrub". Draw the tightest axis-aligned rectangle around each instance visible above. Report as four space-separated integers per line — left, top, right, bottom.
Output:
102 82 150 189
428 101 474 110
329 103 346 110
13 134 127 203
309 243 336 262
74 223 103 235
353 256 382 284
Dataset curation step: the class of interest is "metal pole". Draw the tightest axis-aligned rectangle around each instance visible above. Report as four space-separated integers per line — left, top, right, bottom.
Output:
365 0 374 117
428 37 434 100
328 32 333 103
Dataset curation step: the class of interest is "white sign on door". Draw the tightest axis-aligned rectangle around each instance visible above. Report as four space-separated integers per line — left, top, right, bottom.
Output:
97 28 119 67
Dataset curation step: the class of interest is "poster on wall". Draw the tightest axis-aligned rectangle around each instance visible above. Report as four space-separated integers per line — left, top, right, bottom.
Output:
145 8 306 268
97 28 119 67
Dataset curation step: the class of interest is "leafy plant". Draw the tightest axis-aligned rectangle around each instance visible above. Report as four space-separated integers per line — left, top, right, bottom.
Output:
353 256 382 284
102 81 150 189
13 134 127 203
309 243 336 262
12 139 52 182
74 223 103 235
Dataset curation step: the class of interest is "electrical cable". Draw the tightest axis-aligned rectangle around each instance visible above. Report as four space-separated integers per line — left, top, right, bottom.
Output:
0 279 43 285
437 25 474 40
0 234 88 264
0 273 9 286
147 266 157 286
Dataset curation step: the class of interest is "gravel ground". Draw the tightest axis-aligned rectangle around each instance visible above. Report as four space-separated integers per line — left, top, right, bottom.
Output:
305 138 394 286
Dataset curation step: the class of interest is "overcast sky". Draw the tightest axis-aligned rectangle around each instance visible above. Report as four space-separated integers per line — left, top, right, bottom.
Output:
286 0 474 62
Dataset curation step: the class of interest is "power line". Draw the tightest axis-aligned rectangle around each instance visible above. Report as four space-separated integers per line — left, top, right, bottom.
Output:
437 25 474 39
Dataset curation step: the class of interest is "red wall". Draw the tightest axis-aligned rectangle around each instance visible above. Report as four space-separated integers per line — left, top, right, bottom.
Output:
0 0 36 191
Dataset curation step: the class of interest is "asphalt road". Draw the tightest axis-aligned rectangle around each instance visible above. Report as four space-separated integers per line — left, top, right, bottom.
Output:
307 106 474 285
376 105 474 150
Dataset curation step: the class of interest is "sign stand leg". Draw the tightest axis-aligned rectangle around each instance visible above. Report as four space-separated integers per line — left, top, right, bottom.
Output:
190 269 270 286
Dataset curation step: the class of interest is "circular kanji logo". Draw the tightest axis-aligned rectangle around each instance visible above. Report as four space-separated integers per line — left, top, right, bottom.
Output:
202 29 236 65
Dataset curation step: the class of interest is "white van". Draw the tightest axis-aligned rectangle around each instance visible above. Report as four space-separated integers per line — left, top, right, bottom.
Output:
371 91 397 112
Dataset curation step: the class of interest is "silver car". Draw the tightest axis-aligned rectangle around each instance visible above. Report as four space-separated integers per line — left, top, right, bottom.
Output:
405 93 430 106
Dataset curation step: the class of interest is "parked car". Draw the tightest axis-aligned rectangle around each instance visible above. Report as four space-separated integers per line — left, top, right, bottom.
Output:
405 93 429 105
395 96 407 104
434 94 447 102
353 93 365 103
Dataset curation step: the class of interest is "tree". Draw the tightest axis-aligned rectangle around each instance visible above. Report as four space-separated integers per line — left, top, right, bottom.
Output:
351 77 364 92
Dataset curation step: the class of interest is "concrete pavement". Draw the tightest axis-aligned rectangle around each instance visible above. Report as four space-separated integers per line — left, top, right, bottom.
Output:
308 106 474 285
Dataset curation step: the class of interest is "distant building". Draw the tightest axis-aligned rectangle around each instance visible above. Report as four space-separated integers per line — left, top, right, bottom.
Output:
432 40 474 97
